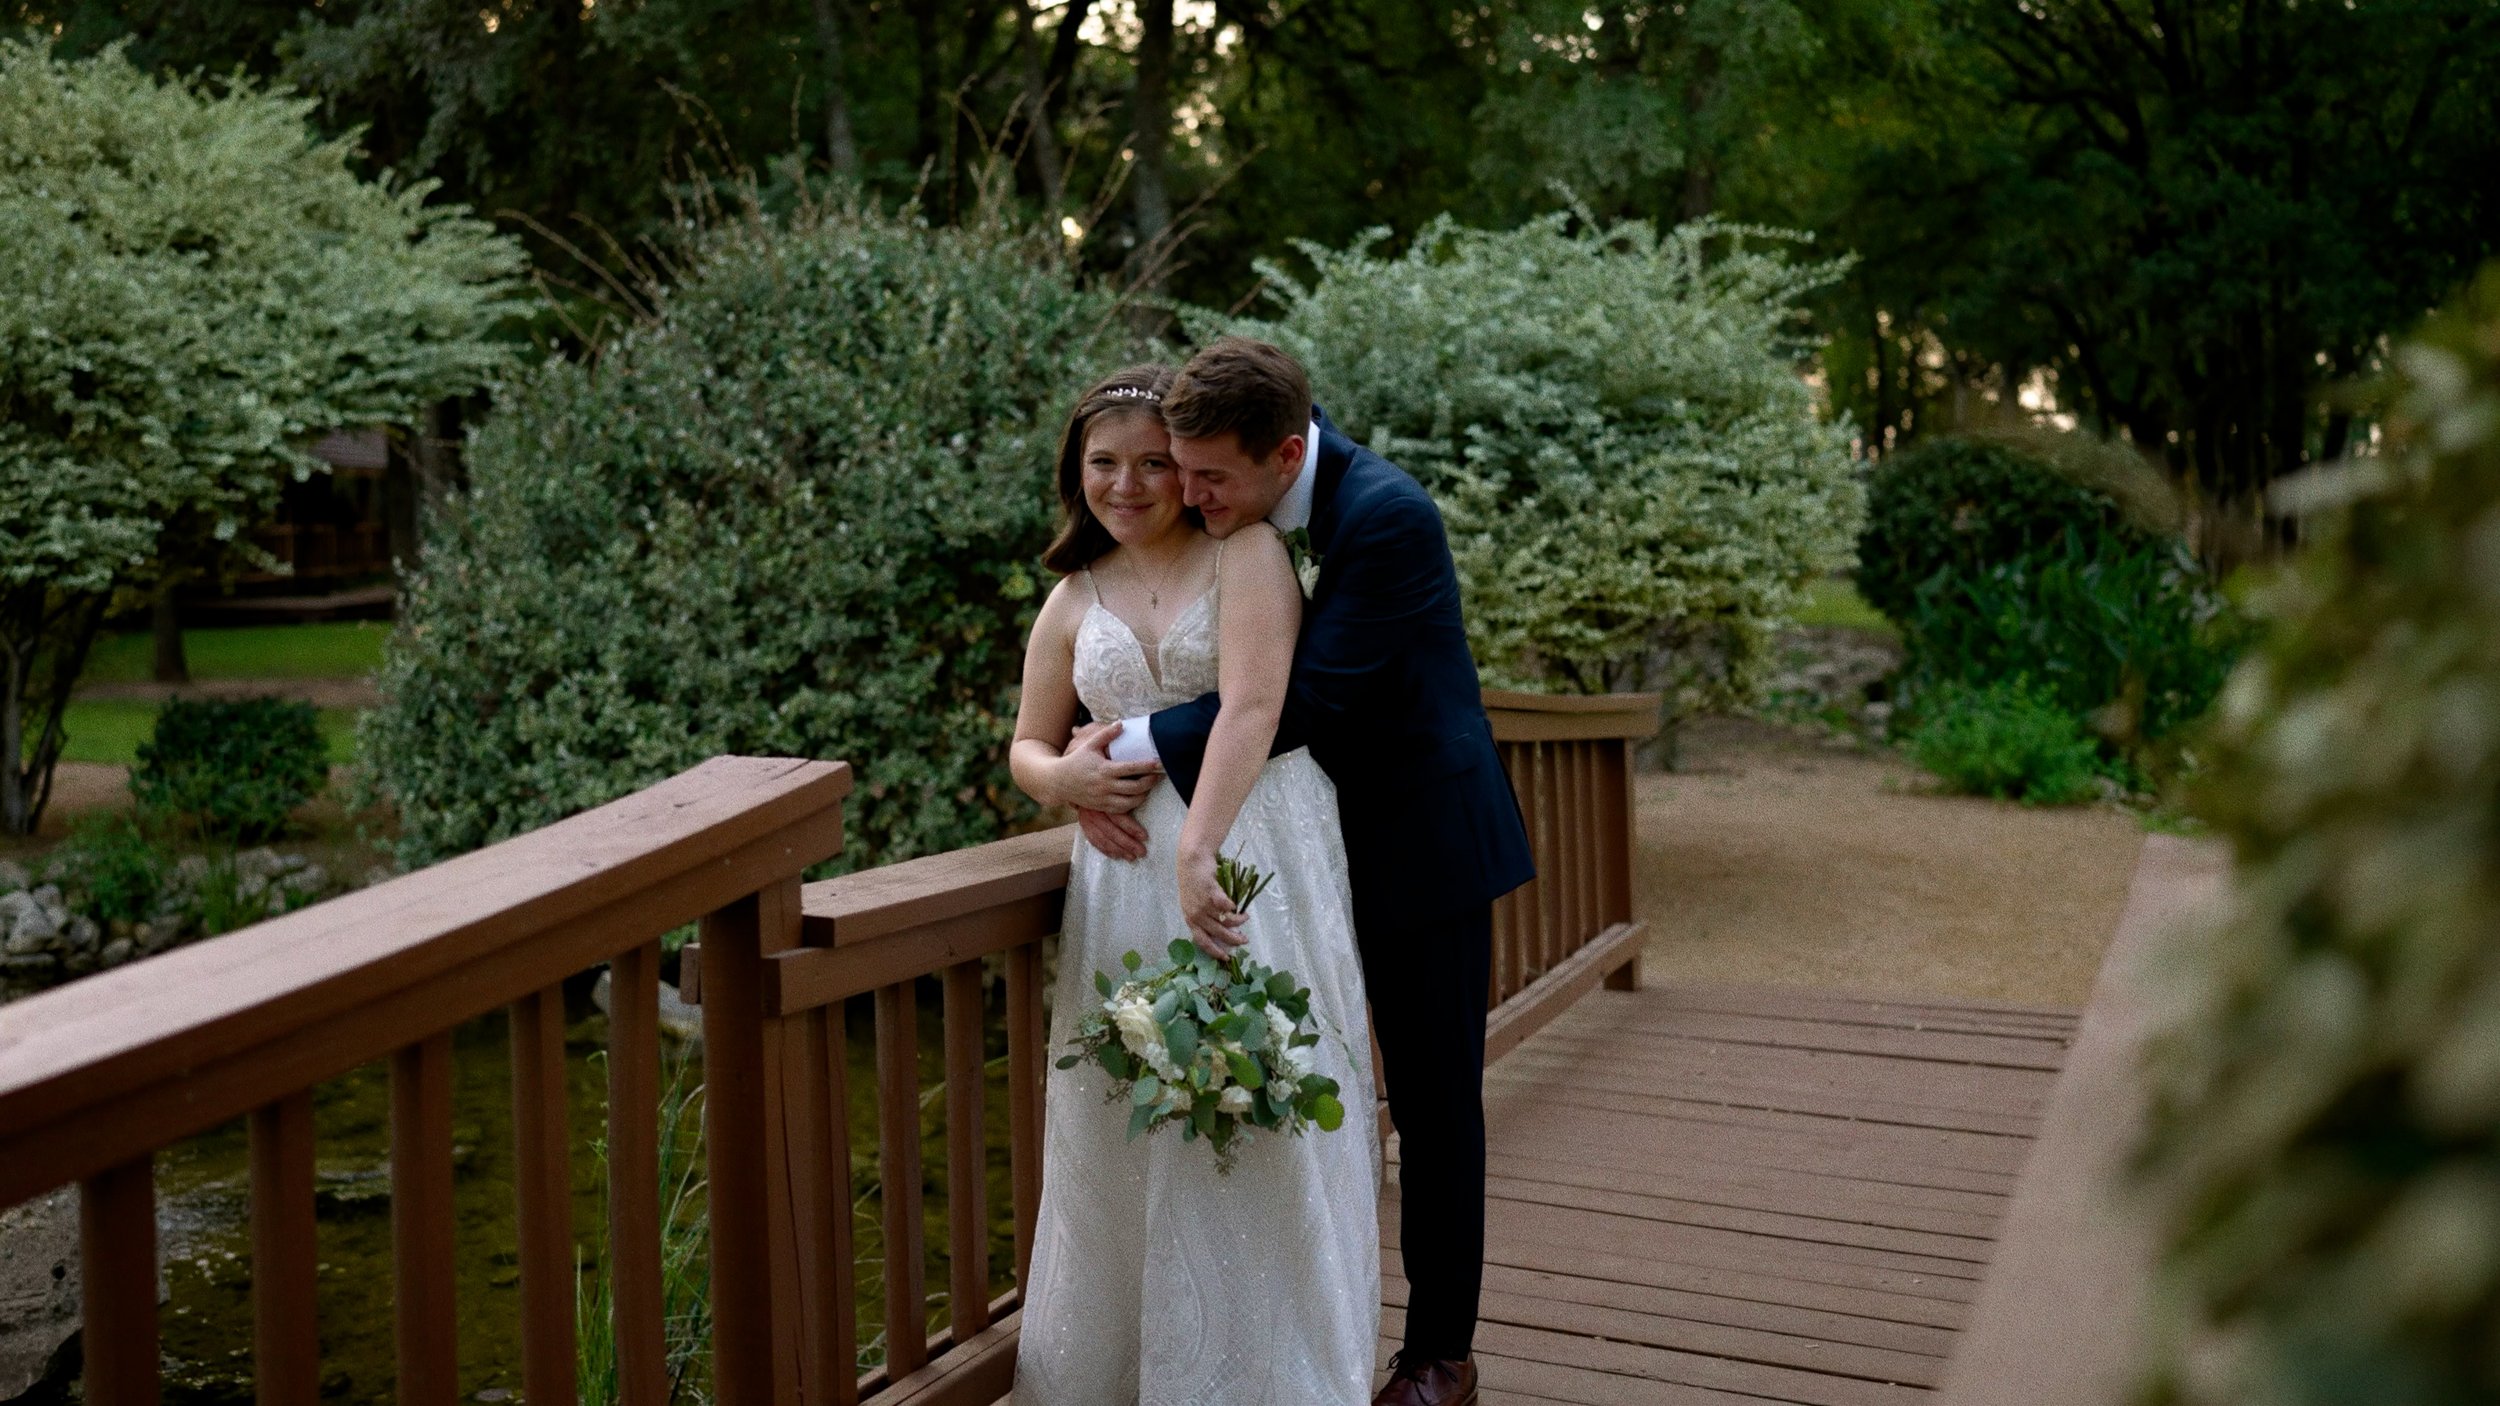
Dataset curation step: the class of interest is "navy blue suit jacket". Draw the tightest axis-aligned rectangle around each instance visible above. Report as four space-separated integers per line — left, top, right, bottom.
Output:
1148 407 1535 936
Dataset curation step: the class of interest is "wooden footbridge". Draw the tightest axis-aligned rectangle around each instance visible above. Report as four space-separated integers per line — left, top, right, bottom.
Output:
0 690 2212 1406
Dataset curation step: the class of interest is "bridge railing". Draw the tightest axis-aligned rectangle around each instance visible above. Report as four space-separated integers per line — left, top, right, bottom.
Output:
0 689 1653 1406
0 755 853 1406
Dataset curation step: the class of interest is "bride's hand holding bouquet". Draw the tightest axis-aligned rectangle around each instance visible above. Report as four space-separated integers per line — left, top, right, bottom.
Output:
1057 856 1349 1173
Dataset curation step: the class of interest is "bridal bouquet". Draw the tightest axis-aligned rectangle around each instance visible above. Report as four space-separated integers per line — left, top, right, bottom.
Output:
1058 856 1348 1173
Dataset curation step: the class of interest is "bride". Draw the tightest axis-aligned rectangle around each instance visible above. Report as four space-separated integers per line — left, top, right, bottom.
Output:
1004 364 1381 1404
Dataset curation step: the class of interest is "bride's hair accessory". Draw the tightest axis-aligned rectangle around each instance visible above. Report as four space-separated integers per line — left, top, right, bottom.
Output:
1100 386 1163 403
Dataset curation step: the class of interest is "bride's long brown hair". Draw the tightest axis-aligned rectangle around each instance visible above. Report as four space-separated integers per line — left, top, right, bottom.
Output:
1041 364 1186 574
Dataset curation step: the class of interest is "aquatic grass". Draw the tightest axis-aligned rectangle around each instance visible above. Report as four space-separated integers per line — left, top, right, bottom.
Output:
577 1045 714 1406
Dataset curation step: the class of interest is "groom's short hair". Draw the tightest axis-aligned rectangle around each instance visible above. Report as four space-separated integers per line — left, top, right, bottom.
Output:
1164 337 1312 461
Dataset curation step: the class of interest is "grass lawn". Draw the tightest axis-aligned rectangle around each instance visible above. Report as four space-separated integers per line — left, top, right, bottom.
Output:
1791 577 1898 638
84 621 389 685
57 699 360 768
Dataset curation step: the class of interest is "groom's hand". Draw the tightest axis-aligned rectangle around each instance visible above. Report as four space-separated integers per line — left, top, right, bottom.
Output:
1178 849 1248 960
1075 807 1149 862
1058 723 1161 813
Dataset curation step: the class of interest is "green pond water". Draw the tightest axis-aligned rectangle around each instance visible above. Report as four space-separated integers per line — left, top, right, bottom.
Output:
106 975 1023 1406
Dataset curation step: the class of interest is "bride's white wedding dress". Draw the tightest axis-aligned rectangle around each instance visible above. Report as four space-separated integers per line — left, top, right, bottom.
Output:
1010 561 1381 1406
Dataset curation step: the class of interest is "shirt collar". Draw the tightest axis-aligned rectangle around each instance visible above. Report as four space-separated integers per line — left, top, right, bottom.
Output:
1269 419 1322 533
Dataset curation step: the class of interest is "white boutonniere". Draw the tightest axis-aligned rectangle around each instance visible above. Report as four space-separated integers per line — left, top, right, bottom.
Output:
1283 527 1322 598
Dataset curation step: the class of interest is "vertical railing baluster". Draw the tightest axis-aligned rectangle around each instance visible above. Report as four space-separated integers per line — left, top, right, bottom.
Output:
1578 742 1602 952
1560 742 1585 955
82 1156 159 1406
511 983 577 1406
780 995 837 1406
875 979 929 1376
1005 944 1045 1297
1539 741 1564 973
609 944 667 1406
1513 742 1542 982
251 1090 319 1406
1602 737 1643 991
702 877 808 1406
393 1035 459 1406
942 962 991 1341
810 1001 859 1406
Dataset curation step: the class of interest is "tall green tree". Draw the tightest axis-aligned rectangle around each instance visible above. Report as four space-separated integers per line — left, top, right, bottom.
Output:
0 40 524 835
1935 0 2500 529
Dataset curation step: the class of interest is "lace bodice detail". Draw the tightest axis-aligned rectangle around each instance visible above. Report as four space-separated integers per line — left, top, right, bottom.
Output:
1072 572 1221 720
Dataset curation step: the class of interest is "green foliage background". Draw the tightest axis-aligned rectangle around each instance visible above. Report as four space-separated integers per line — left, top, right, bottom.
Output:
1221 212 1863 711
2136 270 2500 1404
13 1 2490 516
359 198 1133 870
0 38 522 833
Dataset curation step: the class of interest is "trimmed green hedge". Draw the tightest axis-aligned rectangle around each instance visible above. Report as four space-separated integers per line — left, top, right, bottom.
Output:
1856 436 2149 629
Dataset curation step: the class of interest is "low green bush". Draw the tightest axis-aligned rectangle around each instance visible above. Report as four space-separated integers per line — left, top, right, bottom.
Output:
1857 436 2150 629
1901 677 2105 806
132 697 329 841
42 814 165 927
1900 528 2244 761
2135 271 2500 1403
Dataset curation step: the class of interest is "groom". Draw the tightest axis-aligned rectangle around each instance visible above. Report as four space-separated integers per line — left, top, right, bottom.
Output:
1082 336 1533 1406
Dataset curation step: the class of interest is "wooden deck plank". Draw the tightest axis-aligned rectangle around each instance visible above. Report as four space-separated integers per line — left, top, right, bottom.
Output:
1371 980 2074 1405
1515 1030 2062 1112
1384 1275 1949 1384
1480 1075 2030 1175
1541 1005 2070 1072
1391 1263 1961 1357
1482 1146 2013 1225
1490 1050 2047 1137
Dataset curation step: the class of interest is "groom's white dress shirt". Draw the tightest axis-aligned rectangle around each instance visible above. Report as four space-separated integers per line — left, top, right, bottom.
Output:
1103 421 1320 767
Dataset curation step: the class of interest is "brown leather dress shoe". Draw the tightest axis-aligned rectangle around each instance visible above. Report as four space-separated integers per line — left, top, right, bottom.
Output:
1373 1352 1479 1406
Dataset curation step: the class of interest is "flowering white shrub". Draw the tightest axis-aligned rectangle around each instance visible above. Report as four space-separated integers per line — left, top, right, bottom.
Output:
1211 212 1864 710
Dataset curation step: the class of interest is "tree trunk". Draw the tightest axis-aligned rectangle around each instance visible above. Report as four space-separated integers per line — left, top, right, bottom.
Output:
411 399 465 511
2 594 104 837
913 4 942 182
1676 43 1720 221
2 619 27 837
813 0 861 178
1013 0 1067 208
1129 0 1175 284
151 592 189 685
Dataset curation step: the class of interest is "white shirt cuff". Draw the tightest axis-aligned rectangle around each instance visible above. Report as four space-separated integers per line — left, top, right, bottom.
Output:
1105 717 1160 765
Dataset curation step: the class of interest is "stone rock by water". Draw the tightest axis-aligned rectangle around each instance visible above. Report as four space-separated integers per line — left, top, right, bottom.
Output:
0 1190 84 1401
590 968 704 1046
2 896 57 955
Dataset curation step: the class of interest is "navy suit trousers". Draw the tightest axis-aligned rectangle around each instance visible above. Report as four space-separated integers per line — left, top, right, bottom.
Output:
1362 902 1493 1361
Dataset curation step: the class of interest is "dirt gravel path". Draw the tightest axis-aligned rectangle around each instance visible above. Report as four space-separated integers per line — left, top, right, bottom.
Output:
1632 717 2146 1009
